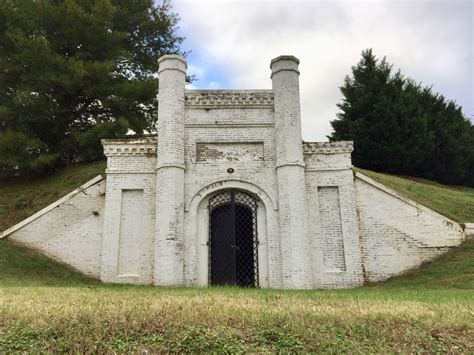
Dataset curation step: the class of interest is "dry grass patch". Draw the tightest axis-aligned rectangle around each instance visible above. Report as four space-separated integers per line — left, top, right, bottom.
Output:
1 286 473 353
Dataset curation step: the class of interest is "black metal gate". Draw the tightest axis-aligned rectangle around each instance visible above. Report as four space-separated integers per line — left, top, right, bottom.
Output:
209 190 258 287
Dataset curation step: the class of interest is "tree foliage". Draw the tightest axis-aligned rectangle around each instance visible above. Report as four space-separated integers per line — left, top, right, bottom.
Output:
330 49 474 187
0 0 184 178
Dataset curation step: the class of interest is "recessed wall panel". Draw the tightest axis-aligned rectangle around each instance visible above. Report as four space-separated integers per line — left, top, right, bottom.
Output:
318 186 346 272
196 142 264 162
117 189 144 276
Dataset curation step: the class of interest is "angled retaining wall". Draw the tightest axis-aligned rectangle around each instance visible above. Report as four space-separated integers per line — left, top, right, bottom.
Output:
1 170 469 286
354 172 466 282
1 176 106 278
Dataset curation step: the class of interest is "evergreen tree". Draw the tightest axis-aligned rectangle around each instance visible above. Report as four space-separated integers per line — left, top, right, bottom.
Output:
330 49 473 187
0 0 184 178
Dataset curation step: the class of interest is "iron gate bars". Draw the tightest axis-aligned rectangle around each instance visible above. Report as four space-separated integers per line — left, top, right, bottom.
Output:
209 190 258 287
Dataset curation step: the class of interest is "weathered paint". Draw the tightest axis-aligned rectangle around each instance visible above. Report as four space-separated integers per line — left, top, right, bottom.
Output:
3 55 467 288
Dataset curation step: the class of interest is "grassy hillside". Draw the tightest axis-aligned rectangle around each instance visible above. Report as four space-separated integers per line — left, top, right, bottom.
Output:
372 237 474 289
356 168 474 223
0 161 106 232
0 239 97 287
1 164 473 352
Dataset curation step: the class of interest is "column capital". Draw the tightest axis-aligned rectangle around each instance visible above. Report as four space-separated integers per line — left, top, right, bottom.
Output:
270 55 300 78
158 54 187 74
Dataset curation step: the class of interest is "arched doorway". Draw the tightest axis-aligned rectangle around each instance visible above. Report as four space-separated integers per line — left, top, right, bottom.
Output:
209 190 258 287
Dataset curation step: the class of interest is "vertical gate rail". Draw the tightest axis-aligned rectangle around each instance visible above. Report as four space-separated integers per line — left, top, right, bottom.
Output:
209 190 259 287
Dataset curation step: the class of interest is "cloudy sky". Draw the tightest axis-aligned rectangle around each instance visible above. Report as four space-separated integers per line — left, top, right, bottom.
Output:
172 0 473 141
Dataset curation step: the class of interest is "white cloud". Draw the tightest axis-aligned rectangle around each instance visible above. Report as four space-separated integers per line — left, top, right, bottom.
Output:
174 0 473 140
207 81 221 89
186 63 206 78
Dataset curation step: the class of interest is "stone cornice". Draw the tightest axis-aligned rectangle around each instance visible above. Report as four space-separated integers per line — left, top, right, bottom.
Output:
303 141 354 155
185 90 274 108
102 138 157 157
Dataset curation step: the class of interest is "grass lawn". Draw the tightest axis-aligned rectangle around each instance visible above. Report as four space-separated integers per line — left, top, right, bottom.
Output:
1 163 473 352
1 237 473 352
356 168 474 223
0 161 106 232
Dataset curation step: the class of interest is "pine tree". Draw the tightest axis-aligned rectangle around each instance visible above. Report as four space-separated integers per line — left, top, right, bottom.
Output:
0 0 185 178
330 49 473 187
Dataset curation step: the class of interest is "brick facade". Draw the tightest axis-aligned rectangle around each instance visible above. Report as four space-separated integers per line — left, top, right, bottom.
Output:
2 55 467 288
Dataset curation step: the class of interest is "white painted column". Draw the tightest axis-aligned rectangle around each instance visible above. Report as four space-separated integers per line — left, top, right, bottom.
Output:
271 55 312 288
154 55 187 286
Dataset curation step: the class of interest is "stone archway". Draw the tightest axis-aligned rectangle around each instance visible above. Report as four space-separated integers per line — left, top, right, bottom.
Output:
187 180 274 288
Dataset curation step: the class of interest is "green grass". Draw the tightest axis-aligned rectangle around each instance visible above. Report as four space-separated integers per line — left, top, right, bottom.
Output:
0 161 106 232
1 284 472 353
1 236 473 352
373 237 474 290
0 239 97 287
356 168 474 223
0 164 473 352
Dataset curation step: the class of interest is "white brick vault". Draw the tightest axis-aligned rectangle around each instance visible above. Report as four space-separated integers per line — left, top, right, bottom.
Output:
2 55 468 288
